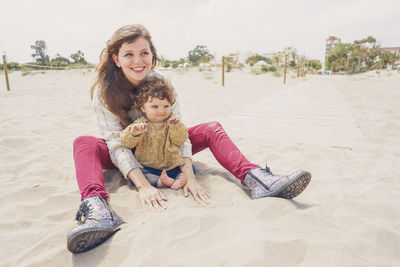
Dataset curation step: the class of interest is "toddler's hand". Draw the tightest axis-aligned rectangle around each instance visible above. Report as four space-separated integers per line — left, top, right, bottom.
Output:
167 117 180 125
130 122 147 136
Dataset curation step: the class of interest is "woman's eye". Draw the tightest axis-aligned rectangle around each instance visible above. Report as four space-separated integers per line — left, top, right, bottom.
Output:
124 53 133 57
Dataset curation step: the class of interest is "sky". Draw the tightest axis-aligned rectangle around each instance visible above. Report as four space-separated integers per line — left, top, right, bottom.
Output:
1 0 399 64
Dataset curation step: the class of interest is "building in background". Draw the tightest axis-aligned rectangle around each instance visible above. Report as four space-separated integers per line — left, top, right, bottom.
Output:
325 36 341 60
378 47 400 56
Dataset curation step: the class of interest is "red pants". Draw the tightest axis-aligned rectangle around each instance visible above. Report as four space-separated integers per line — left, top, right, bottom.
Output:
73 121 259 200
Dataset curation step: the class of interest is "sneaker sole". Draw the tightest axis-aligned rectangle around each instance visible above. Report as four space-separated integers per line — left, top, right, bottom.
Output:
67 227 120 254
275 171 311 199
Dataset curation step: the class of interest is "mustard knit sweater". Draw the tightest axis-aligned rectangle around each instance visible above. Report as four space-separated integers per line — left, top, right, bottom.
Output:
120 117 188 170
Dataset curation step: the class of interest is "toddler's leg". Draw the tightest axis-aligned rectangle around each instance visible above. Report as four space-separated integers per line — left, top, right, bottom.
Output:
170 173 187 190
158 170 175 188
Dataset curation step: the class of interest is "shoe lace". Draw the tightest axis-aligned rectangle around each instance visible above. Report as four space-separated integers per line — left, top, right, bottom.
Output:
74 201 94 224
261 164 273 175
242 165 274 187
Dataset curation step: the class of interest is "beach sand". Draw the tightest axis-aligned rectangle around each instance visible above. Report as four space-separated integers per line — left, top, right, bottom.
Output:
1 68 399 266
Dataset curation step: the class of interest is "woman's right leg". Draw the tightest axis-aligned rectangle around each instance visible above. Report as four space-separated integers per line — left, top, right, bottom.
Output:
73 136 114 201
69 136 124 254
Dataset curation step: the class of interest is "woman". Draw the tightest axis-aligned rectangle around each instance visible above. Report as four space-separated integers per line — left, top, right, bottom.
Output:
67 24 311 253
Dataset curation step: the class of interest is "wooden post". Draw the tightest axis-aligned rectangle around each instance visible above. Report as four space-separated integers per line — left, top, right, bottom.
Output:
222 56 225 86
297 63 300 78
283 55 287 84
2 55 10 91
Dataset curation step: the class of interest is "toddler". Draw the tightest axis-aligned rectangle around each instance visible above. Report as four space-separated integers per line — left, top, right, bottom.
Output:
120 75 192 190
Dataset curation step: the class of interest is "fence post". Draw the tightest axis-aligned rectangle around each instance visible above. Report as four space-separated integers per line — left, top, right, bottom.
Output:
283 55 287 84
2 55 10 91
297 62 300 78
222 56 225 86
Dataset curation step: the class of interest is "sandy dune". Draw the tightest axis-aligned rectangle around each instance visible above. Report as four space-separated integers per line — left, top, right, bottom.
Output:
1 68 399 266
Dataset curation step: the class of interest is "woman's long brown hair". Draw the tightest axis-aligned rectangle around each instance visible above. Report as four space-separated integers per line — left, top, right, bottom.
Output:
90 24 159 127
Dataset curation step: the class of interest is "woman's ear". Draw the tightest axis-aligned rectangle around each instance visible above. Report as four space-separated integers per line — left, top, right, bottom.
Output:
112 54 121 67
140 105 146 113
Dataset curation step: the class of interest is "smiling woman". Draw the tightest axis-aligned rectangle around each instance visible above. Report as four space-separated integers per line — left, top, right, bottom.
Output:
90 24 160 127
67 24 311 254
112 38 153 86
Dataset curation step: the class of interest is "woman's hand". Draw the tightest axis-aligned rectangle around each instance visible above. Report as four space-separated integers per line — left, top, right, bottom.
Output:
127 168 167 210
138 184 167 209
180 158 210 204
183 179 210 204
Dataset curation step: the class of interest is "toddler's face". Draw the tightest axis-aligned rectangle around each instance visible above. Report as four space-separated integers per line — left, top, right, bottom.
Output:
140 96 171 123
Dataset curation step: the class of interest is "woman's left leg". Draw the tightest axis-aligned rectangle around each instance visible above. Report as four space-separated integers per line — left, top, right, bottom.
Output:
188 121 312 199
188 121 259 180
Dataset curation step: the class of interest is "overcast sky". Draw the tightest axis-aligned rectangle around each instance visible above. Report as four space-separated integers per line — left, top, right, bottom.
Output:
1 0 399 63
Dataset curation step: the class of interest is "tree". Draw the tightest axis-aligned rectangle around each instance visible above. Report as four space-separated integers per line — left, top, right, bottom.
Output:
51 54 71 67
246 54 267 66
325 43 352 72
325 35 400 73
224 56 235 72
177 58 186 67
289 51 298 68
31 40 49 64
188 45 213 65
325 36 383 73
379 51 398 68
289 59 297 68
0 62 21 70
273 56 280 67
163 60 171 68
348 36 378 73
305 59 322 71
70 50 87 64
354 36 376 45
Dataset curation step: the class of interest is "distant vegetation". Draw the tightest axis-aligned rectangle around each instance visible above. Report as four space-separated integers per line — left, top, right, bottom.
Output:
325 36 399 73
0 40 92 72
159 45 322 77
160 45 214 70
161 58 186 69
246 54 272 66
187 45 213 66
31 40 49 64
247 52 322 76
4 36 397 76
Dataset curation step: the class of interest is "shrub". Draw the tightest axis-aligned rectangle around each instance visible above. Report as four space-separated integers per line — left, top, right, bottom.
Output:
0 62 21 70
273 71 282 77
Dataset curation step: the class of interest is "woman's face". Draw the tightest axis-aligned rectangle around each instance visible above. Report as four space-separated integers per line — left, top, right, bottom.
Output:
113 37 153 86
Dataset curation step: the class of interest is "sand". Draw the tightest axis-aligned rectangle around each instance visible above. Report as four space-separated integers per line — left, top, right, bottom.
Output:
1 68 399 266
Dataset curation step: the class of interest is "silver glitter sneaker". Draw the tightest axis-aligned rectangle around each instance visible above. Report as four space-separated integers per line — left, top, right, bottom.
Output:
67 196 125 253
242 166 311 199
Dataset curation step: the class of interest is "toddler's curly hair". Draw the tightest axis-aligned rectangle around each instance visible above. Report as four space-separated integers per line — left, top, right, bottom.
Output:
136 74 176 108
